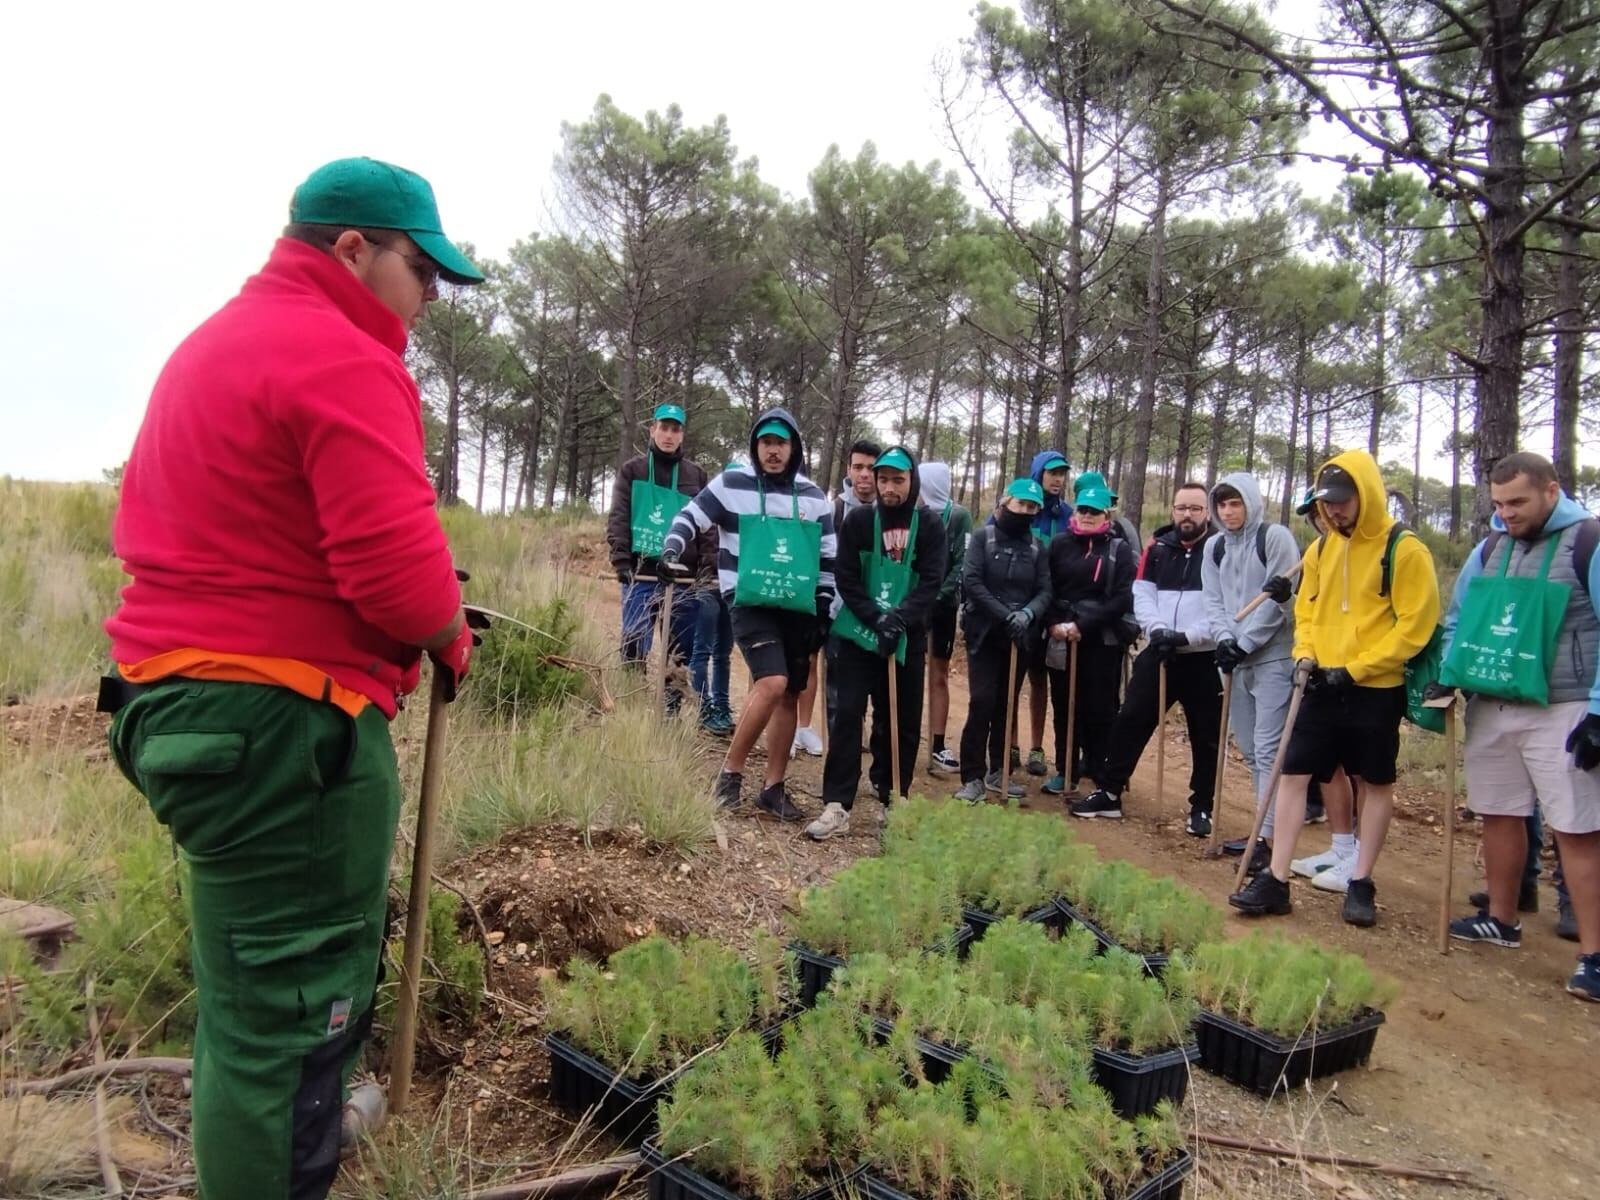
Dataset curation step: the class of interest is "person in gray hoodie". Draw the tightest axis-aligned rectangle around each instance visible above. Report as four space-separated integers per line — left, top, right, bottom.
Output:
1202 473 1302 871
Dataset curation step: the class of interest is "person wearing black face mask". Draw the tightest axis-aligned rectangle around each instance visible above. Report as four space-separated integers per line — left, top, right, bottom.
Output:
954 479 1053 803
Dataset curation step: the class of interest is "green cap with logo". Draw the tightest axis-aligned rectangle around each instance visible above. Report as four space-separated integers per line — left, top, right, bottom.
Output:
1005 477 1045 505
289 157 484 284
753 419 791 441
1073 470 1114 512
873 447 913 471
653 403 686 425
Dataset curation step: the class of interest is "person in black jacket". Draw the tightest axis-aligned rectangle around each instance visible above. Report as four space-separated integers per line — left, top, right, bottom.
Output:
810 447 947 839
954 478 1053 803
1041 472 1136 799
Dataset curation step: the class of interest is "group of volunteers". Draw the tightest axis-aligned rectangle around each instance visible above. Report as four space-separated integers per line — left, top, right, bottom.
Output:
92 156 1600 1200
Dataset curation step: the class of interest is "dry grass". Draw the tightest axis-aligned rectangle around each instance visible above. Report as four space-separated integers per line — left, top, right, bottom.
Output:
0 1094 130 1195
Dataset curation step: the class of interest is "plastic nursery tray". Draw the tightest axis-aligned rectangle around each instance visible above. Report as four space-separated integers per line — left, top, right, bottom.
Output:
861 1150 1193 1200
868 1016 978 1087
789 927 974 1009
960 901 1067 944
545 1018 788 1147
640 1138 866 1200
1090 1042 1198 1120
1194 1007 1386 1097
1055 899 1169 976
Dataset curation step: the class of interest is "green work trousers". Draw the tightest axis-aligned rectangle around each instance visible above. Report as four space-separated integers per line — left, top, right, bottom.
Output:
110 679 399 1200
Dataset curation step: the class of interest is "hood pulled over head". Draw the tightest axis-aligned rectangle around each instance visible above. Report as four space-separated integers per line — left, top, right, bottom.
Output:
747 407 805 485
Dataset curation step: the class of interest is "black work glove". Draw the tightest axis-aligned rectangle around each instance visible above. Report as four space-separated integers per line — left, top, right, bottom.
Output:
1262 575 1293 604
658 544 689 576
1421 681 1455 705
1150 628 1187 662
1306 665 1353 695
454 567 471 584
617 567 634 585
874 611 907 658
1567 713 1600 772
1005 608 1033 642
811 593 834 653
1213 638 1242 674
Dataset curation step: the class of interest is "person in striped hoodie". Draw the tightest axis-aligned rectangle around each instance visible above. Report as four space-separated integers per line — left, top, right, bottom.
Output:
661 408 837 820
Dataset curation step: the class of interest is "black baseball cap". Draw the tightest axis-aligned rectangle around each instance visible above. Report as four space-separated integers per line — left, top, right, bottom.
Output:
1309 465 1357 505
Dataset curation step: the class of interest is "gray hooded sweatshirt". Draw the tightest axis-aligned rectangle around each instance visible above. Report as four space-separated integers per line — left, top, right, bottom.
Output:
1201 472 1300 663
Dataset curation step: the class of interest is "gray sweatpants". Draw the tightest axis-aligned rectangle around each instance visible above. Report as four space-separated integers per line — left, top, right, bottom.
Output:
1228 656 1295 839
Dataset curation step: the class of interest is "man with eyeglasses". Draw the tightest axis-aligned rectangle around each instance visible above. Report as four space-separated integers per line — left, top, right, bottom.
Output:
1071 482 1221 831
102 158 483 1200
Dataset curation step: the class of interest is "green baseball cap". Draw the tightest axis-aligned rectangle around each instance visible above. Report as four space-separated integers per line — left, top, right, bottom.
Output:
653 403 686 425
1005 477 1045 505
753 419 791 441
1039 453 1069 473
1073 471 1113 511
289 157 484 284
873 447 913 471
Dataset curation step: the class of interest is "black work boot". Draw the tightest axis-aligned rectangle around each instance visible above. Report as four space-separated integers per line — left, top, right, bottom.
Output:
755 782 805 822
714 770 743 810
1244 839 1273 878
1342 876 1379 927
1229 870 1291 916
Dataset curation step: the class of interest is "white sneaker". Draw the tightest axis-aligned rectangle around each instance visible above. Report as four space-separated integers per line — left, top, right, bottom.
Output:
806 802 850 841
1291 847 1344 878
792 726 824 757
1310 852 1359 894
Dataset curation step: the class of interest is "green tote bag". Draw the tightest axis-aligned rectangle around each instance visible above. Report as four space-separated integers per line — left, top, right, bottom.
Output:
1439 535 1570 706
629 455 690 559
832 509 919 665
733 483 821 614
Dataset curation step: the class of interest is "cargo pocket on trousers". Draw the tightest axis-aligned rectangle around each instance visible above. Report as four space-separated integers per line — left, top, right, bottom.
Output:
135 730 248 839
228 916 375 1054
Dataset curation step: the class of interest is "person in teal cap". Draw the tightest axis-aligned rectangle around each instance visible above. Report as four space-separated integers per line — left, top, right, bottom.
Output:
954 478 1052 802
606 402 715 718
102 157 482 1200
1040 471 1137 798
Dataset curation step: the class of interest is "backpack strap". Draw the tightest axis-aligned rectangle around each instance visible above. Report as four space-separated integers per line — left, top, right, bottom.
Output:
1256 523 1269 566
1212 536 1225 567
1379 523 1410 598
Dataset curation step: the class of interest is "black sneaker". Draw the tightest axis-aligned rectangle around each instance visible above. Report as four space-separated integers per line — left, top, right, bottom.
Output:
1342 876 1378 927
1221 836 1249 857
1069 789 1123 820
1557 894 1578 942
1448 910 1522 948
755 782 805 823
1185 809 1212 838
1244 839 1272 878
1467 883 1538 914
1229 870 1291 916
714 770 743 809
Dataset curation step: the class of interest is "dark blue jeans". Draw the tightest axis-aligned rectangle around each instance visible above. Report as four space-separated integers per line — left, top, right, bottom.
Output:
691 592 733 710
1522 808 1571 904
620 580 699 707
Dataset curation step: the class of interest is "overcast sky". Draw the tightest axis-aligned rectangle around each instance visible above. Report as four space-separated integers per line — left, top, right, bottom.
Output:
0 0 1380 485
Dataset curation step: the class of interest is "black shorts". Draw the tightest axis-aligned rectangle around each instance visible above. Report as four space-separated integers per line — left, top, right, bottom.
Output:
1281 684 1406 786
930 601 958 660
731 605 815 694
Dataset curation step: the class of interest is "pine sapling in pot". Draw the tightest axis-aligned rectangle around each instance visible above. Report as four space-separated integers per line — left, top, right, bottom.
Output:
789 858 961 960
1190 934 1399 1037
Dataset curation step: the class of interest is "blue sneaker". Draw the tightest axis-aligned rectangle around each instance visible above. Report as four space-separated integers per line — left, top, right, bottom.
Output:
1568 953 1600 1003
1042 774 1066 795
1448 910 1521 948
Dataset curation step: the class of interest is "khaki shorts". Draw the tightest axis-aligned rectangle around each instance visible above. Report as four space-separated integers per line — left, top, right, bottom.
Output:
1463 698 1600 834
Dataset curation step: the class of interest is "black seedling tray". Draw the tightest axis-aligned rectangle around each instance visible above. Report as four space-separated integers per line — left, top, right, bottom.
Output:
1054 900 1169 976
1090 1043 1197 1119
546 1018 788 1146
868 1016 971 1086
789 927 973 1009
862 1150 1192 1200
1194 1007 1386 1096
961 901 1066 944
641 1138 865 1200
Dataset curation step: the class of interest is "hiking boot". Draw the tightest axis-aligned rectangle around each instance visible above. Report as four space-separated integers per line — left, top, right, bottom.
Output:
1244 839 1272 878
1568 953 1600 1003
701 703 735 735
1342 876 1379 927
1305 796 1327 824
1042 774 1067 795
953 778 987 804
1467 883 1539 914
1185 809 1212 838
984 770 1025 799
340 1082 387 1157
714 769 743 810
1025 749 1048 777
1556 894 1578 942
805 802 851 841
1069 789 1122 819
928 747 959 776
755 782 805 822
1449 910 1522 948
792 726 824 757
1311 853 1359 894
1229 870 1291 916
1292 846 1347 878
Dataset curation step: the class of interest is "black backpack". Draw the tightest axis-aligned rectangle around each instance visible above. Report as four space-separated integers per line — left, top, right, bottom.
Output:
1211 525 1270 568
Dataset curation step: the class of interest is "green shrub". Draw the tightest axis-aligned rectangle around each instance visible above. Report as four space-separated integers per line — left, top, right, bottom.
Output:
378 887 484 1034
470 597 582 718
788 856 961 959
542 932 785 1077
1070 859 1223 955
1189 932 1400 1037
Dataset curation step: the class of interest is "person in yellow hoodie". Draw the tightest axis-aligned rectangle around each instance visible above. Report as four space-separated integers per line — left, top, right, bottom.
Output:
1229 449 1440 927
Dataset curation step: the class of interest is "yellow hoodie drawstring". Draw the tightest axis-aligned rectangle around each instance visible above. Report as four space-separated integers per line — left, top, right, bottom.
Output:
1341 547 1350 613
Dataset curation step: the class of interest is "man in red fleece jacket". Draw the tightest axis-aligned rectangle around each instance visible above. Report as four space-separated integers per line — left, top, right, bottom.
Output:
101 157 482 1200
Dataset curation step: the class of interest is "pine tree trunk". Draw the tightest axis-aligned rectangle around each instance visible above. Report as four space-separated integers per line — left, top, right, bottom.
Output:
1450 376 1463 541
1121 168 1170 529
1553 103 1583 494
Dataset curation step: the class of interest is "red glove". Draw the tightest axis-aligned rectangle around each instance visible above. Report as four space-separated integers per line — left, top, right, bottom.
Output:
430 622 475 702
